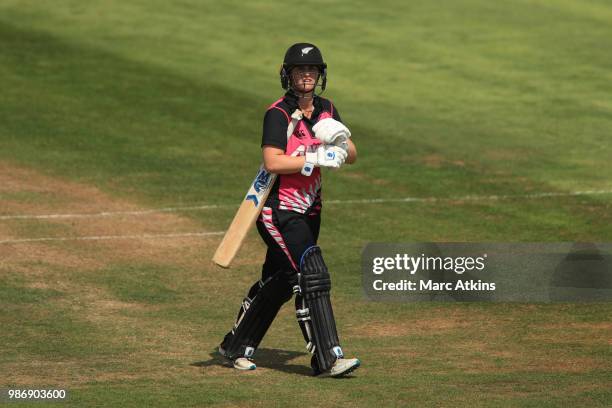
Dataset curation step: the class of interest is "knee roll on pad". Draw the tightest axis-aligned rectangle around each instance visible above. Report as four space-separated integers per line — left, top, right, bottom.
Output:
222 273 293 359
299 246 331 294
296 246 342 372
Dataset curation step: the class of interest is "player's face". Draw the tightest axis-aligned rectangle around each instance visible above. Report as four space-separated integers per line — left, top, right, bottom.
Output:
290 65 320 93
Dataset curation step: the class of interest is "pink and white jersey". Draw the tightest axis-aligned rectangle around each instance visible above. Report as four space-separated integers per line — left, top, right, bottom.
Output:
261 93 343 215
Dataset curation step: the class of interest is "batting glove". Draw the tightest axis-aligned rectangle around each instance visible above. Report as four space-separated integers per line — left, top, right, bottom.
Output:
312 118 351 146
302 145 348 176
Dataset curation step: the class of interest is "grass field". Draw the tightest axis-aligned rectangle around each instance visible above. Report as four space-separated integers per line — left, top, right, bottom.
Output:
1 0 611 406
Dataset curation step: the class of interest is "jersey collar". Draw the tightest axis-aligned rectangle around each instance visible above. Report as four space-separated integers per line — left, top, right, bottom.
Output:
284 91 323 121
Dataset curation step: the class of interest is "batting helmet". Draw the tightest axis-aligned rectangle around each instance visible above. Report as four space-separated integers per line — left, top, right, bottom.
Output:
280 43 327 91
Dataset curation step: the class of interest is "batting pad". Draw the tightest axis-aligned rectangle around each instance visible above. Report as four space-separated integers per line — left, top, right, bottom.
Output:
298 246 342 372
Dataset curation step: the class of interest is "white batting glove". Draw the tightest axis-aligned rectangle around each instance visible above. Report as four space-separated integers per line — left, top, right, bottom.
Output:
302 145 348 176
323 145 348 165
312 118 351 146
335 139 349 154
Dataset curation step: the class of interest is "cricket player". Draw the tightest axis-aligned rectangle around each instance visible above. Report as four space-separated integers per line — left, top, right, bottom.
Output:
218 43 360 377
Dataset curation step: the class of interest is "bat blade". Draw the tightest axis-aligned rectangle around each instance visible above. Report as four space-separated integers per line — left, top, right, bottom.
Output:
212 165 277 268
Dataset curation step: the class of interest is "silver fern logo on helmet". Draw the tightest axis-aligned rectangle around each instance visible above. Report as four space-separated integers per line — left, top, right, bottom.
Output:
301 47 314 56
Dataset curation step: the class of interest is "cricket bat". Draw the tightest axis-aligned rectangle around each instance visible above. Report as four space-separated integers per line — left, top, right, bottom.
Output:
212 166 278 268
212 109 302 268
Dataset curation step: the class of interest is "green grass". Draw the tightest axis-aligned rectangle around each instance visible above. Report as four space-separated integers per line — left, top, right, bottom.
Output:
92 264 181 304
0 0 611 406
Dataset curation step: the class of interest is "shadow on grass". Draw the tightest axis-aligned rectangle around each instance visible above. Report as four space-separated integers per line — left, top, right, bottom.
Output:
191 348 314 376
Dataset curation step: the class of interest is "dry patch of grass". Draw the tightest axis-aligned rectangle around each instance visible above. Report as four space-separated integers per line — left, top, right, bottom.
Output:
0 161 231 385
353 319 471 337
0 162 142 214
348 306 610 375
526 322 612 346
0 161 220 269
348 307 492 338
0 243 105 273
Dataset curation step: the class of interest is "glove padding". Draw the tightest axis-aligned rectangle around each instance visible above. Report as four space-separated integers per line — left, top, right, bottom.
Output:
305 145 348 169
312 118 351 150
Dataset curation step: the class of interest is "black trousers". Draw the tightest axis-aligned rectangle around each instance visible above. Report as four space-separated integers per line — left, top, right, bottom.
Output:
220 206 322 358
256 205 321 285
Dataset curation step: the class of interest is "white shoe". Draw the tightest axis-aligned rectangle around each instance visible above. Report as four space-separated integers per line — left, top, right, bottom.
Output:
218 345 256 370
319 358 360 378
233 357 256 370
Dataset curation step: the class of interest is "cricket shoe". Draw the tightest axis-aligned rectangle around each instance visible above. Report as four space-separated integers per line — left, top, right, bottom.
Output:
218 345 256 371
319 358 361 378
233 357 256 371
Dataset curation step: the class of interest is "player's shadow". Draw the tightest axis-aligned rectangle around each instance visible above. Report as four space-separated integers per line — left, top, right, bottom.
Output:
191 348 313 376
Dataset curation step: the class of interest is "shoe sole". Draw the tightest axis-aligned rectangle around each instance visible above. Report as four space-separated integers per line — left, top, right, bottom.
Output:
234 362 257 371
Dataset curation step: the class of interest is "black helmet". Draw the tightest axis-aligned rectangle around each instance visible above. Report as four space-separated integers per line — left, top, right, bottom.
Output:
280 43 327 91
